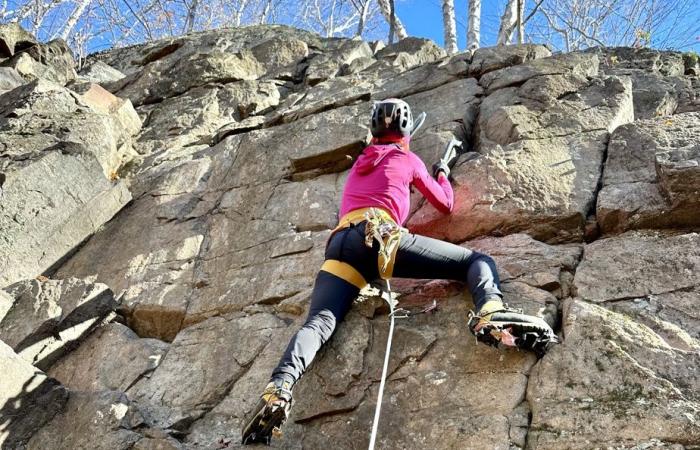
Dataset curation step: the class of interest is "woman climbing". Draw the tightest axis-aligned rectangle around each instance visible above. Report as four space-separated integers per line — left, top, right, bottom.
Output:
242 98 557 445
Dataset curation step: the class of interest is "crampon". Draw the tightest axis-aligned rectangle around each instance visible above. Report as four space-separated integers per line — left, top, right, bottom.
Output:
241 381 293 446
468 302 559 358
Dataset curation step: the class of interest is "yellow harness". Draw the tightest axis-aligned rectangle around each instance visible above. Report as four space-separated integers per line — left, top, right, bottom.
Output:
320 207 405 289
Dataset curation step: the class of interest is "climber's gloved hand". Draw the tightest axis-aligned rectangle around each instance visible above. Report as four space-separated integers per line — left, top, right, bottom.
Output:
433 137 462 179
432 160 450 178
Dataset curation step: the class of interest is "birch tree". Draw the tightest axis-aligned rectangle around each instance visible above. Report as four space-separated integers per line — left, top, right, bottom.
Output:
376 0 406 42
497 0 518 44
466 0 480 51
441 0 457 54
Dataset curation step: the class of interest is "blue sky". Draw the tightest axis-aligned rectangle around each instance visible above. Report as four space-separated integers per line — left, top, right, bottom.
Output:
395 0 700 52
397 0 505 50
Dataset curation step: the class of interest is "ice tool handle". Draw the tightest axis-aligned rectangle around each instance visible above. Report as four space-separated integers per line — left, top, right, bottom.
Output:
410 111 427 137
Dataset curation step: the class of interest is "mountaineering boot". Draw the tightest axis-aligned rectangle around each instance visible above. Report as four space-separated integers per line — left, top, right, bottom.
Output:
241 379 293 445
468 298 559 358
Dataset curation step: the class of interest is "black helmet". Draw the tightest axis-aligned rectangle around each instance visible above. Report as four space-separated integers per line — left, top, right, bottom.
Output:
370 98 413 137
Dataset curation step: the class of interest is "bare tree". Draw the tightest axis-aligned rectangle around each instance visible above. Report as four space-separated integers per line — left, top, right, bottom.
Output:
441 0 457 54
466 0 480 51
377 0 406 42
349 0 372 36
530 0 700 51
58 0 92 39
497 0 518 44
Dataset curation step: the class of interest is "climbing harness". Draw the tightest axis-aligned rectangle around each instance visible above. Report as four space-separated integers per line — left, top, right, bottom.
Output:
363 208 404 280
320 207 406 288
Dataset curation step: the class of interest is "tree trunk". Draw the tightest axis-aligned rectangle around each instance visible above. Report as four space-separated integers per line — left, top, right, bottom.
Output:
377 0 407 42
259 0 272 24
355 0 371 37
517 0 524 44
467 0 481 51
497 0 518 45
442 0 458 54
60 0 91 40
184 0 199 33
232 0 249 26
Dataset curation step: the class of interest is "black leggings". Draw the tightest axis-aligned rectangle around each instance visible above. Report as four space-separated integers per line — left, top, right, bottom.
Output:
271 222 502 386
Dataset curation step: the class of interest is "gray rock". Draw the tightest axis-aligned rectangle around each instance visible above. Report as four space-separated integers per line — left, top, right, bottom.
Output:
0 149 131 288
48 322 168 392
467 43 552 77
109 49 264 106
467 233 581 296
409 72 633 244
593 46 685 77
0 340 68 449
136 80 279 155
0 22 37 57
78 60 126 84
0 67 24 94
480 51 599 93
0 79 138 177
304 39 373 85
375 37 446 71
597 112 700 234
5 39 76 85
574 230 700 303
70 81 142 137
676 76 700 113
128 312 285 429
27 390 144 450
250 34 309 77
0 278 118 370
528 298 699 449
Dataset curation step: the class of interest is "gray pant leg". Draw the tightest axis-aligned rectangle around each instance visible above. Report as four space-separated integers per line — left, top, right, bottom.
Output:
393 232 502 309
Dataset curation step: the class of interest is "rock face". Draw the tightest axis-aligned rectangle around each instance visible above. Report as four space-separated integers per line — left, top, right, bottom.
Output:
0 340 68 449
0 278 118 370
1 23 699 450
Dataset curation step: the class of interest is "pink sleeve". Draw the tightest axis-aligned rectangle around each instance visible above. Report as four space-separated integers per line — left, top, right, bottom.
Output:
411 153 454 214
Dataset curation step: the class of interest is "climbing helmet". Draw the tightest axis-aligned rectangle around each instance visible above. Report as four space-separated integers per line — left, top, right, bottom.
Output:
370 98 413 137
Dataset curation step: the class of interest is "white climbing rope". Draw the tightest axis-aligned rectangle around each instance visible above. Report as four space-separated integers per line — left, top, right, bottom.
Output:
368 280 395 450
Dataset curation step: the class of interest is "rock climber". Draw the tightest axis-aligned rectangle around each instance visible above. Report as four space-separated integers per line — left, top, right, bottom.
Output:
242 98 557 445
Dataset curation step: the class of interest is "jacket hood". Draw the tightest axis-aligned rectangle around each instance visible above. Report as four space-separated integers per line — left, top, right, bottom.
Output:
355 144 405 175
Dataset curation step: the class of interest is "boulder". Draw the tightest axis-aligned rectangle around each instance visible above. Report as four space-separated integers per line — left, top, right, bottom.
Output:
0 340 68 449
597 112 700 234
676 76 700 113
78 60 126 84
375 37 446 71
27 390 144 450
0 79 138 177
479 51 599 93
48 322 169 392
528 299 699 449
0 67 24 94
593 46 685 77
0 278 118 370
0 22 37 57
0 149 131 287
70 82 142 136
136 80 280 155
5 39 76 85
467 43 552 77
109 50 265 106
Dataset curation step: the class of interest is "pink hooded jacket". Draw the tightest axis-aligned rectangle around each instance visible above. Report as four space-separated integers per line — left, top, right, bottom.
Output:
339 143 454 226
